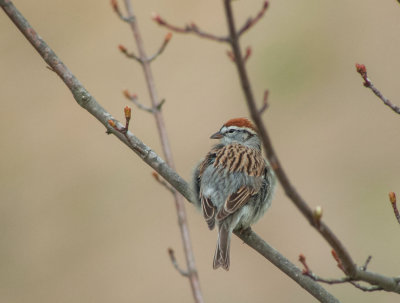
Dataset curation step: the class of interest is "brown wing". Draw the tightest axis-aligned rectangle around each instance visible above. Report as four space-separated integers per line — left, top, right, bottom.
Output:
216 186 257 221
197 146 221 230
201 195 216 230
214 144 266 221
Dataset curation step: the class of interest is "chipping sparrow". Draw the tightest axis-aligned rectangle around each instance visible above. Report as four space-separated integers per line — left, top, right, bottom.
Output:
193 118 276 270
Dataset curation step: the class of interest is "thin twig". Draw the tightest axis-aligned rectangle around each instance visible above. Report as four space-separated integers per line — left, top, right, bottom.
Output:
148 32 172 62
237 0 269 37
168 248 189 277
389 192 400 224
118 44 142 63
120 1 204 302
361 256 372 271
350 282 383 292
152 12 229 43
300 253 383 292
243 46 252 63
152 171 176 194
355 63 400 115
259 90 269 114
111 0 130 22
123 90 155 113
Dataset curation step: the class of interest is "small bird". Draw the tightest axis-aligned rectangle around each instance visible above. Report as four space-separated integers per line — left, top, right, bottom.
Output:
193 118 276 270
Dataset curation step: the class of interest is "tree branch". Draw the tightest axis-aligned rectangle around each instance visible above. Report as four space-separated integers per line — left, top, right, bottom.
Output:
152 12 229 42
299 254 384 292
1 1 343 301
223 0 400 294
355 63 400 115
223 0 358 273
117 0 203 301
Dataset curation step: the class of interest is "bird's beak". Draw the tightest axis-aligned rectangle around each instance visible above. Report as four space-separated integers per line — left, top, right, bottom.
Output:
210 131 223 139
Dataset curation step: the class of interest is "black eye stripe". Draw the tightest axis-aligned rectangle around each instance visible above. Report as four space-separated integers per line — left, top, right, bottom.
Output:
225 128 253 136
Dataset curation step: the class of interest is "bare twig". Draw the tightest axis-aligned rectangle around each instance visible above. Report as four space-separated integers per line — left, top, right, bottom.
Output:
152 12 229 43
355 63 400 115
259 90 269 114
148 32 172 62
119 1 203 302
361 256 372 271
111 0 130 22
123 90 155 113
237 0 269 37
118 44 142 63
299 253 383 292
389 192 400 224
152 171 176 194
168 248 189 277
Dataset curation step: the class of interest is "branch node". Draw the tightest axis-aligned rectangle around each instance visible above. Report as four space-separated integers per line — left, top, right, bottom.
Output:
118 44 143 63
156 99 166 111
148 32 173 62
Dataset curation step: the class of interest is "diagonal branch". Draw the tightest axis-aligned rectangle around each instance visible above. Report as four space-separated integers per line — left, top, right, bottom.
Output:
1 1 342 301
223 0 357 275
147 32 172 62
152 12 229 43
355 63 400 115
237 0 269 37
223 0 400 294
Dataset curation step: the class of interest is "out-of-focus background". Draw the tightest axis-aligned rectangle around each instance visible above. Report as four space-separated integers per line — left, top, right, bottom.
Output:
1 0 400 302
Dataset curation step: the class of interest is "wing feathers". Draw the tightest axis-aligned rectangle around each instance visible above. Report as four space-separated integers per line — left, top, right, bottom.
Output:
197 144 265 226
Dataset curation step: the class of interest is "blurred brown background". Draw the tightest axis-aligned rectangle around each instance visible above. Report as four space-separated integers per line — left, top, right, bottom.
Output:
1 0 400 302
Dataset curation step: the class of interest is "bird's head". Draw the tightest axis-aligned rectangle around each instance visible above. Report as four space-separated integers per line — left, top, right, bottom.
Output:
210 118 261 149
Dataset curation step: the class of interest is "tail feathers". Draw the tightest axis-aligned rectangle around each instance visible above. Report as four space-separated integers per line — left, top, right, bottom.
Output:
213 226 231 270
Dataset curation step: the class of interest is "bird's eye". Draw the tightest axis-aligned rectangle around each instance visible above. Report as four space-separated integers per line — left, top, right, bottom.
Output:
228 129 235 134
